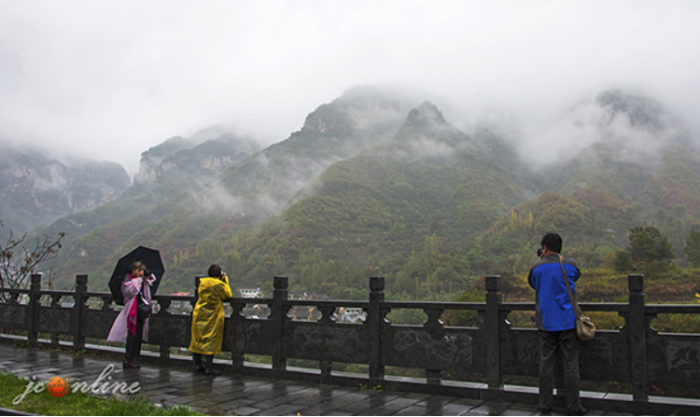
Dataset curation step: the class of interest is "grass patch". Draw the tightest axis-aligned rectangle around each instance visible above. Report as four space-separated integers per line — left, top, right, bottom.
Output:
0 372 203 416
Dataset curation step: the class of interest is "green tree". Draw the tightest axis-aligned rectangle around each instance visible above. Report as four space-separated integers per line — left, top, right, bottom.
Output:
610 249 633 272
684 226 700 267
626 226 674 274
628 226 674 263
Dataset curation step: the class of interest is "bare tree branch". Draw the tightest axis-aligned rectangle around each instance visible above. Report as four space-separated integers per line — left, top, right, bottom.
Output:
0 220 65 301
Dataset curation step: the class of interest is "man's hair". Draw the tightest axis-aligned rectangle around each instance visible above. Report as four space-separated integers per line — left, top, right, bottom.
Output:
208 264 222 278
541 232 563 253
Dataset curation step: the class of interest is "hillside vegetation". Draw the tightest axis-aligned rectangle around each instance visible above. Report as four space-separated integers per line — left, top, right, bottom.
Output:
28 87 700 306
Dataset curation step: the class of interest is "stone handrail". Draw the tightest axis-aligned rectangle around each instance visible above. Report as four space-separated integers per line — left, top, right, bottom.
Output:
1 273 699 414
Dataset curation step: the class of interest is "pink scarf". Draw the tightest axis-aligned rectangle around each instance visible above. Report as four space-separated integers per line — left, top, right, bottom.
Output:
127 274 140 335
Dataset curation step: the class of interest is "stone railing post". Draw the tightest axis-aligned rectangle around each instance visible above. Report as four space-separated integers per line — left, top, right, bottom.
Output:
485 275 503 389
72 275 87 351
194 276 203 304
272 276 288 370
156 296 171 360
27 274 42 346
368 276 385 386
228 299 245 368
320 360 333 384
423 307 445 385
50 293 63 348
629 274 648 402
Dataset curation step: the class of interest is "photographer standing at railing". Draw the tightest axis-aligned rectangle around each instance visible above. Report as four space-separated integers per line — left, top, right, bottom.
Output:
528 233 587 415
189 264 232 376
107 261 156 369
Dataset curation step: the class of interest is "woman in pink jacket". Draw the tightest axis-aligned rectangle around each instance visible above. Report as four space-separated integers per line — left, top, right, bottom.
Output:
107 261 156 369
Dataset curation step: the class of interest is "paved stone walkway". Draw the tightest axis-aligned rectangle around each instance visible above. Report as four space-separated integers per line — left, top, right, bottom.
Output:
0 343 629 416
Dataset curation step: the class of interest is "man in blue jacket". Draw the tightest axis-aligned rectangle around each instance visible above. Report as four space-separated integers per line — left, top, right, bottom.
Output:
528 233 587 415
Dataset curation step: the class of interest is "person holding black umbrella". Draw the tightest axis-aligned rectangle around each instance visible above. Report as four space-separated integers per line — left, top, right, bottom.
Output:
189 264 232 376
107 261 156 369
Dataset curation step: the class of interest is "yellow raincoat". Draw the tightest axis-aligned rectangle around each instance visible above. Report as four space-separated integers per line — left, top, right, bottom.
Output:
189 275 233 355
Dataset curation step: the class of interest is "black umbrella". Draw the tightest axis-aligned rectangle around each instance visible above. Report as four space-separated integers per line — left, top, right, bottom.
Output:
109 246 165 305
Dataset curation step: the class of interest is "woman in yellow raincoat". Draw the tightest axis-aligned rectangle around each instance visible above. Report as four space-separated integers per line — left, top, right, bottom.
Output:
189 264 232 376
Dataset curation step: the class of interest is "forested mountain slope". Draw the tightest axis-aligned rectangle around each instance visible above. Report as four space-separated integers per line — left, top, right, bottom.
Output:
44 86 422 290
161 101 535 295
40 129 260 287
36 88 700 299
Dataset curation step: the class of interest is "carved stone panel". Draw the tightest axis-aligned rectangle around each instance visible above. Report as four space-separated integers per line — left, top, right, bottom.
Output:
83 310 119 339
237 319 274 354
579 336 615 380
506 329 619 381
386 328 473 371
221 318 233 351
287 323 367 363
39 307 70 334
666 340 700 386
148 315 191 347
514 331 539 368
0 304 27 330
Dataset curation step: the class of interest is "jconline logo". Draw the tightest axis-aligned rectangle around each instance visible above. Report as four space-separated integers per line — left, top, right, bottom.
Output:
46 376 69 397
13 365 141 405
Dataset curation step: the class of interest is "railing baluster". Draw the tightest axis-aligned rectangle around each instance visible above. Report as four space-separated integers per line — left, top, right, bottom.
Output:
101 295 113 311
318 305 336 324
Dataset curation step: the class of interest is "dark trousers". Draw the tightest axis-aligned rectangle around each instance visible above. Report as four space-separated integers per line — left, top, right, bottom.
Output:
538 329 583 412
125 318 143 360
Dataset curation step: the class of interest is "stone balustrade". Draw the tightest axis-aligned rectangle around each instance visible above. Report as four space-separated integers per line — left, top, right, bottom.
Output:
1 274 699 414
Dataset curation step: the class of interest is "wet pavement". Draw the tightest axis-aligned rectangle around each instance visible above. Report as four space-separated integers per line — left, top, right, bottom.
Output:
0 343 631 416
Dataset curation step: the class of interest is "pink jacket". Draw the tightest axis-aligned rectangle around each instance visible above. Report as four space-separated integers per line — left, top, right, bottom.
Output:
107 274 155 342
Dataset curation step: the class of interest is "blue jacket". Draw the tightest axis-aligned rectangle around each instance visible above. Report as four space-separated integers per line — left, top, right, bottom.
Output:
528 254 581 332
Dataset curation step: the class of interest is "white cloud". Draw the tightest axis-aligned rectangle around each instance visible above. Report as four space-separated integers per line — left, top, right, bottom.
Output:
0 0 699 175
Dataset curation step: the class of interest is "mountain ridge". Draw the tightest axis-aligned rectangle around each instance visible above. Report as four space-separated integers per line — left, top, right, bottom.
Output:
14 87 700 297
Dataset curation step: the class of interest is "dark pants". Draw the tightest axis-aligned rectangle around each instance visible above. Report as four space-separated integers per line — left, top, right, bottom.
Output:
538 329 583 412
125 318 143 360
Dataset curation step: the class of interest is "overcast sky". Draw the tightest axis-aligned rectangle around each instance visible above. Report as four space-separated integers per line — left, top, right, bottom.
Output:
1 0 699 176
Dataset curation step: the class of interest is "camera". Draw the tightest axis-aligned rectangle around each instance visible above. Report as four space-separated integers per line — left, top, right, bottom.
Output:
537 248 543 257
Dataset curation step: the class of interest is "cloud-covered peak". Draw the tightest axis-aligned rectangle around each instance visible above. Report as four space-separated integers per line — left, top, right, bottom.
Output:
403 102 448 130
596 89 670 133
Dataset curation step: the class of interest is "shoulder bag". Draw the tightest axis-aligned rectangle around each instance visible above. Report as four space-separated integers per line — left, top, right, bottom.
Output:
137 280 152 320
558 254 595 341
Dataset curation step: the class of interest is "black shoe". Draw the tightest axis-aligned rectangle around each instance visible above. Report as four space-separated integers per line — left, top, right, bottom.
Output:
569 408 588 416
203 354 221 376
123 358 140 369
195 364 205 373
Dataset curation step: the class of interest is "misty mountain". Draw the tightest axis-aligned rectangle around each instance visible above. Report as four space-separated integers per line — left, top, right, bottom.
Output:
472 90 700 269
133 124 258 186
42 86 420 289
39 127 260 242
34 87 700 295
213 101 534 290
0 146 130 238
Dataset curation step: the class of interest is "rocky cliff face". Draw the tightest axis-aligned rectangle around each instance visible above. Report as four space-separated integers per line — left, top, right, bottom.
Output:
134 126 259 185
133 136 191 184
0 146 130 235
